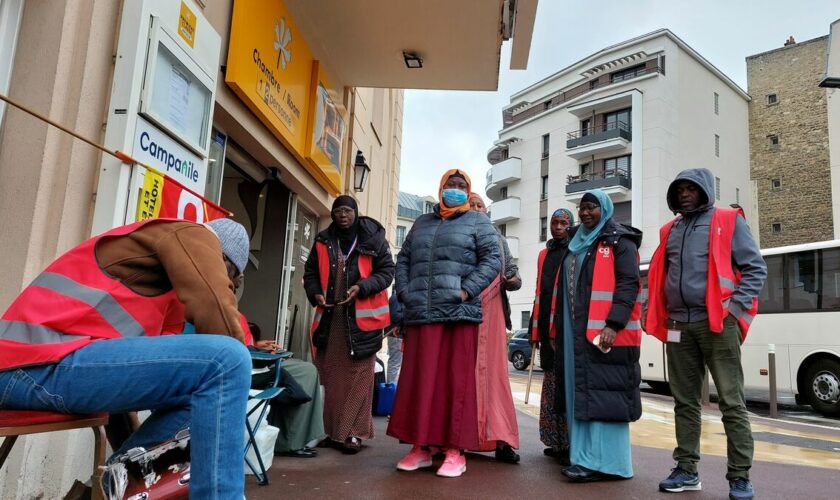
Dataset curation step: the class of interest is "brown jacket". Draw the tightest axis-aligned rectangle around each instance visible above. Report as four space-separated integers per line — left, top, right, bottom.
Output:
95 221 244 342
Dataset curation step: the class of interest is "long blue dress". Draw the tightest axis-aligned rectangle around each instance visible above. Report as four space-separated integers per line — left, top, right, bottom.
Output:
562 250 634 478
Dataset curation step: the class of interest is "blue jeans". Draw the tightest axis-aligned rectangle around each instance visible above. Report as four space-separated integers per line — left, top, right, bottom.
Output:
0 334 251 499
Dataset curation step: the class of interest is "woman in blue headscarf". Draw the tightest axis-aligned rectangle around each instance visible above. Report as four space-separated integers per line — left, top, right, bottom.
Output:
556 189 643 482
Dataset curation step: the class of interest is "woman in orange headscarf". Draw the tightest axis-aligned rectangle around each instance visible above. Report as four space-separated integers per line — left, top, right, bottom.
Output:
387 170 501 478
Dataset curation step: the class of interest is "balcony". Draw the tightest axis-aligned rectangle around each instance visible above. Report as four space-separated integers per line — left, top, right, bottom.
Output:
502 63 661 128
565 169 632 202
506 236 519 260
485 157 522 201
566 121 631 159
489 197 521 224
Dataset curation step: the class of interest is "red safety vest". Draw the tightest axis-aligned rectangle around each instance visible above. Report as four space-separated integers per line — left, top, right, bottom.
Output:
0 219 184 371
585 242 643 347
529 248 561 342
644 207 758 342
309 241 390 335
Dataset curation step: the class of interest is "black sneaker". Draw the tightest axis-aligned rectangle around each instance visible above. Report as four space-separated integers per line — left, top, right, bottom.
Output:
494 443 520 464
728 477 754 500
658 467 701 492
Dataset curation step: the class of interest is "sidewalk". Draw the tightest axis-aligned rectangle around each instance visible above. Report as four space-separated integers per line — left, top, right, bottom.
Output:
246 383 840 499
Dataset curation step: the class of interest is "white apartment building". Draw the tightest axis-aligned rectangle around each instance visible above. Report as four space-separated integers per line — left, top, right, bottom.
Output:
395 191 437 253
486 29 752 330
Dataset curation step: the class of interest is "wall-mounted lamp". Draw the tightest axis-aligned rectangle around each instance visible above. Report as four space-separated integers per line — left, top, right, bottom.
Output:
403 51 423 69
353 150 371 192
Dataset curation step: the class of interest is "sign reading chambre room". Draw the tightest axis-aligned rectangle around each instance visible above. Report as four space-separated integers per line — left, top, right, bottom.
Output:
225 0 344 195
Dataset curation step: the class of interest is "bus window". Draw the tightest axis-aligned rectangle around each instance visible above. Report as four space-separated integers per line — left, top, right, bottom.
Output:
788 251 819 311
820 248 840 310
758 255 784 313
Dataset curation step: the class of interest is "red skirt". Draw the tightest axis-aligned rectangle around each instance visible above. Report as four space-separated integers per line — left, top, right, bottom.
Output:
386 322 480 450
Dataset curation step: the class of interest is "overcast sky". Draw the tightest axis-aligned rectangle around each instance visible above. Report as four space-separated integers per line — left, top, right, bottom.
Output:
398 0 840 200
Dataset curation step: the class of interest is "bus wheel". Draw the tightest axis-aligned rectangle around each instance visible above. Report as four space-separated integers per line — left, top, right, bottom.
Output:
803 358 840 417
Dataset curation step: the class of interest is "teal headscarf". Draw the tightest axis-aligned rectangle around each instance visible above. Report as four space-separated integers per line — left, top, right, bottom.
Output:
567 189 614 254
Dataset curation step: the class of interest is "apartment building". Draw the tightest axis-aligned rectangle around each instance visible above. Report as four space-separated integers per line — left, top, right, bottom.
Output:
486 29 751 330
394 191 436 253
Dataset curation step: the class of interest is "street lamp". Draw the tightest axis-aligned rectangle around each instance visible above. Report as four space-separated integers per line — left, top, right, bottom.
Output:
353 150 370 192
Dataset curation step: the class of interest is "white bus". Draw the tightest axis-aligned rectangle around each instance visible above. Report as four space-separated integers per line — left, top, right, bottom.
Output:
640 239 840 417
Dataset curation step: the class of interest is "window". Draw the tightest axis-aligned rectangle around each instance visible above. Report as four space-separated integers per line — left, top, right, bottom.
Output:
498 224 506 237
772 222 782 234
767 93 778 105
758 249 840 313
714 92 719 115
610 63 646 83
424 201 434 214
772 178 781 190
603 155 631 177
540 217 548 242
541 175 549 200
604 108 631 131
501 148 509 160
543 100 551 110
580 118 591 137
500 186 508 199
520 311 531 329
715 134 720 157
579 162 592 178
768 134 779 146
542 134 550 158
395 226 407 247
758 255 784 313
715 176 721 200
659 54 666 75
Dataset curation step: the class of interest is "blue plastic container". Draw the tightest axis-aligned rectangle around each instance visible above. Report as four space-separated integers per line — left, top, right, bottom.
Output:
374 382 396 416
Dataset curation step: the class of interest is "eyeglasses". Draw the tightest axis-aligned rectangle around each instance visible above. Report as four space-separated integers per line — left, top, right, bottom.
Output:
332 207 354 215
577 203 600 213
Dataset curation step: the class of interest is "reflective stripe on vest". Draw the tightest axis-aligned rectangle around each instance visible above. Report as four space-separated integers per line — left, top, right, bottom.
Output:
584 242 642 348
644 208 758 342
310 241 390 334
0 321 87 344
530 248 561 342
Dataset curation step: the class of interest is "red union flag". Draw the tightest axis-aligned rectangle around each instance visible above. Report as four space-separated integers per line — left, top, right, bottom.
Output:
136 168 230 223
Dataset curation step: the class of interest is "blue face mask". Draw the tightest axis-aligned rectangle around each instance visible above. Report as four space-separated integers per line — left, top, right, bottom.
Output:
442 188 468 207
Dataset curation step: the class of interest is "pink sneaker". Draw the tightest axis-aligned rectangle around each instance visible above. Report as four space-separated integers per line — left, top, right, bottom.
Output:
436 449 466 478
396 446 433 471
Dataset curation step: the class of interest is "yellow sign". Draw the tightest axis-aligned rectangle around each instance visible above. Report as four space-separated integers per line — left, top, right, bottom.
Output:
225 0 343 195
178 1 197 48
136 169 164 220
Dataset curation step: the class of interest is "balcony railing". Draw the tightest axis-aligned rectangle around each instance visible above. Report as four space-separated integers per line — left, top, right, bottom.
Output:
502 64 661 128
566 120 632 149
566 168 631 194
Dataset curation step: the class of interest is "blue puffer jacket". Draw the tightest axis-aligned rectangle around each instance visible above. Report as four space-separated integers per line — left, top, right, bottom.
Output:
395 206 501 325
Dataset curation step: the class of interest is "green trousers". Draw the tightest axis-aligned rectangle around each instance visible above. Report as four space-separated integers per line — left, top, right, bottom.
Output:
666 316 753 480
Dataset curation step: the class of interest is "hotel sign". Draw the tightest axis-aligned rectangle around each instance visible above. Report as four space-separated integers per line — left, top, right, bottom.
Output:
226 0 343 194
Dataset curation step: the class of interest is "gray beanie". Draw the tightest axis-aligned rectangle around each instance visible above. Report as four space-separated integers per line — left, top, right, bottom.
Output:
206 218 249 275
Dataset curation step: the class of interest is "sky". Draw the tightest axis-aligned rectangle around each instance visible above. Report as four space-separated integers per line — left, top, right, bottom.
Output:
398 0 840 199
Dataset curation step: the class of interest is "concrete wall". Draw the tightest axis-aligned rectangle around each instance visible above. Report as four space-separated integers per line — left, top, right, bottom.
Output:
747 37 832 247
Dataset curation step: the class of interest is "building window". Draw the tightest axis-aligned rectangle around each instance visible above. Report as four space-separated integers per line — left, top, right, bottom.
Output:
501 148 509 160
736 187 740 204
604 108 631 131
715 134 720 157
424 201 434 214
604 155 631 177
541 175 549 200
542 134 550 158
659 54 666 75
714 92 719 115
543 100 551 110
772 178 781 190
771 222 782 234
395 226 407 247
499 224 506 237
767 93 778 105
580 118 591 137
540 217 548 242
715 176 721 200
521 311 531 329
500 186 508 199
768 134 779 146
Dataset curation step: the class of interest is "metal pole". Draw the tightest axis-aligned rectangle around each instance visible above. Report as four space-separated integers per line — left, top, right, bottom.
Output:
769 344 778 418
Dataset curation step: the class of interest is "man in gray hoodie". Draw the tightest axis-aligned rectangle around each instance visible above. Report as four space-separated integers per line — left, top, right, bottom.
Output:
648 168 766 500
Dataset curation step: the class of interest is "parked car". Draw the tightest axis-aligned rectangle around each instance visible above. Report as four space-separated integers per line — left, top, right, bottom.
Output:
507 328 532 370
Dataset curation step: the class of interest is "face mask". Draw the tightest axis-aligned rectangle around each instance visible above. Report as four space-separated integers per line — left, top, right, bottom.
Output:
442 188 468 207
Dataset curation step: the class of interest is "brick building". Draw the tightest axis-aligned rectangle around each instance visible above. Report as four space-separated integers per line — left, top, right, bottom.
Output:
747 36 833 247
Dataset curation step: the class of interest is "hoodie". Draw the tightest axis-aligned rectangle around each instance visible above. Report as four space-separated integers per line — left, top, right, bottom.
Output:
663 168 766 322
